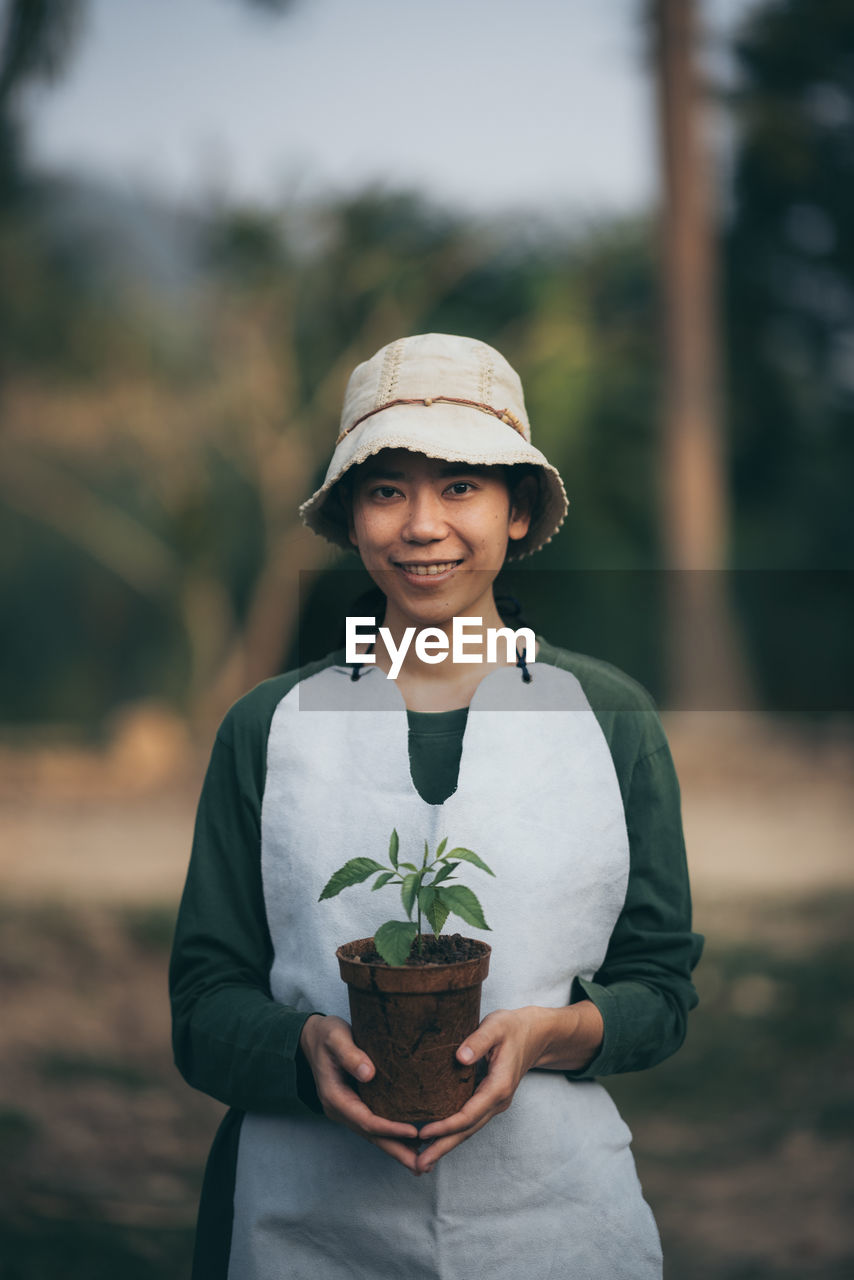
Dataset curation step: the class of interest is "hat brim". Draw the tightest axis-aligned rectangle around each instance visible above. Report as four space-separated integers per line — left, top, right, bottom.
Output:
299 401 568 559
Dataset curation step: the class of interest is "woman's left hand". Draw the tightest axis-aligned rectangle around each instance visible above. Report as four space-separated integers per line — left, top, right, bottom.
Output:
414 1001 603 1174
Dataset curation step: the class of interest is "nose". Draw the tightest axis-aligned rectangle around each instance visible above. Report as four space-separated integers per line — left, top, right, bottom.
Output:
401 486 449 543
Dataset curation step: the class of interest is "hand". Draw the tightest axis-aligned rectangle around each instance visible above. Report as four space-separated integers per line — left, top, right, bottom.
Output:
298 1014 421 1172
415 1001 604 1174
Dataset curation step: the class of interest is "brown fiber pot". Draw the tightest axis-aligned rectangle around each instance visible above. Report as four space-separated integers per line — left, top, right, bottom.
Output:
336 937 491 1126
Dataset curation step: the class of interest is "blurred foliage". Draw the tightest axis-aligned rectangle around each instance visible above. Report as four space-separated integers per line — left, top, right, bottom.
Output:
723 0 854 710
0 181 668 728
608 892 854 1279
0 0 88 201
611 893 854 1140
0 1222 196 1280
0 0 851 730
726 0 854 568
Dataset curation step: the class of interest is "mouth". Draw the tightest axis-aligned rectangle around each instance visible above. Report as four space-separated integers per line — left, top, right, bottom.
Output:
394 559 462 582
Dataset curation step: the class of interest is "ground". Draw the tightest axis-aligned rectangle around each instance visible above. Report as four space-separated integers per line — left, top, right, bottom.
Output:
0 711 852 1279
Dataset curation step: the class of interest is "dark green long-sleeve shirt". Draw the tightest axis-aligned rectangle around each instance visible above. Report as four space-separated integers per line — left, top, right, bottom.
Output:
170 639 703 1114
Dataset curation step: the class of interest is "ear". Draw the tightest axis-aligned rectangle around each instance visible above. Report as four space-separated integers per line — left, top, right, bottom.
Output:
508 474 536 542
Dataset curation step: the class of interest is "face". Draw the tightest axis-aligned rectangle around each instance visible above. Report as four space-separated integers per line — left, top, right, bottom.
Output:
346 449 531 632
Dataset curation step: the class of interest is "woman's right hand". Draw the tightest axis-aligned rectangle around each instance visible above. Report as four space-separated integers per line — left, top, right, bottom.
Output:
298 1014 421 1173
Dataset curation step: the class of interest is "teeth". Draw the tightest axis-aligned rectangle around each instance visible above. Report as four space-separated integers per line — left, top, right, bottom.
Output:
401 562 457 576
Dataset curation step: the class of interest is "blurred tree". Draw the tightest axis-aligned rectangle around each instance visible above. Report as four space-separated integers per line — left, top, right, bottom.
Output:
4 0 849 728
723 0 854 712
1 180 671 729
649 0 752 710
0 0 87 201
0 0 319 733
726 0 854 569
0 193 547 731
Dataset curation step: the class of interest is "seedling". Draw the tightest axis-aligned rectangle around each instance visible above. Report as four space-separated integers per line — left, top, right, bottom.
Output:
319 829 494 966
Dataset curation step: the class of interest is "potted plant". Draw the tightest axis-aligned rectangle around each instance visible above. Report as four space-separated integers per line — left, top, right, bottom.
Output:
319 829 493 1125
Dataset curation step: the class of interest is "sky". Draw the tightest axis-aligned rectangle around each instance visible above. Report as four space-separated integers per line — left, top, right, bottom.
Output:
25 0 762 218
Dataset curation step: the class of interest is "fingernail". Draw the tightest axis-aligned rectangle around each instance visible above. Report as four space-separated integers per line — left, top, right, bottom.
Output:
423 1164 434 1174
458 1046 474 1063
356 1062 372 1081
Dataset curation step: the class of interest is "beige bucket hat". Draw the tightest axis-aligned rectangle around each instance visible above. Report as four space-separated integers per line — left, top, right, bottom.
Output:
299 333 568 559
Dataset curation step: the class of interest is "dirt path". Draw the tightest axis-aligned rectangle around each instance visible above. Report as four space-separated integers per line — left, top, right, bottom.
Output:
1 713 851 1280
1 713 851 909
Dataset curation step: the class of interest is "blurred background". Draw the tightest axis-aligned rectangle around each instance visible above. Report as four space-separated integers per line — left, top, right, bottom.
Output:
0 0 852 1276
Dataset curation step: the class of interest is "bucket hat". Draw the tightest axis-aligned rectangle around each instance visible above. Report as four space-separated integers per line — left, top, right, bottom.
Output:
299 333 568 559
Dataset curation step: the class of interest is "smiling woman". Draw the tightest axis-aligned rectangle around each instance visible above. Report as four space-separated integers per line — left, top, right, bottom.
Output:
298 334 566 709
170 333 703 1280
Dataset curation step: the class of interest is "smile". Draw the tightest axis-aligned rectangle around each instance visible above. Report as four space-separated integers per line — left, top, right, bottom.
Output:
396 561 461 577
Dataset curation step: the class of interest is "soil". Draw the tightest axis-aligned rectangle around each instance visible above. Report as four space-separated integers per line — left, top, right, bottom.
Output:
355 932 485 966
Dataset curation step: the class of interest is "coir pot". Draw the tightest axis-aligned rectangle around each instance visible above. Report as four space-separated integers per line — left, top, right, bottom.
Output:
336 936 491 1126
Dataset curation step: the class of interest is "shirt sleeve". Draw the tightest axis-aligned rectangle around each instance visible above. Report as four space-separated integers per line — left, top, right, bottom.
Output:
169 705 323 1116
567 731 704 1079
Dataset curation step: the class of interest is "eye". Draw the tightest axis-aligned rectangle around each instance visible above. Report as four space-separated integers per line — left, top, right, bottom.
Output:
369 484 401 500
446 480 476 496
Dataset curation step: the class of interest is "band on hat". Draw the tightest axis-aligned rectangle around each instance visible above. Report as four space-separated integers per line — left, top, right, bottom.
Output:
336 396 527 445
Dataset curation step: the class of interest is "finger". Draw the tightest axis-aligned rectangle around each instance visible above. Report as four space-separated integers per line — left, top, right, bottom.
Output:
323 1084 419 1140
415 1111 494 1172
370 1134 421 1173
323 1026 376 1084
418 1096 490 1141
330 1101 422 1171
418 1068 514 1140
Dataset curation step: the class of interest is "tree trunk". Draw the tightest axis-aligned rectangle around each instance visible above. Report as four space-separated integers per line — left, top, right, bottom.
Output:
651 0 751 710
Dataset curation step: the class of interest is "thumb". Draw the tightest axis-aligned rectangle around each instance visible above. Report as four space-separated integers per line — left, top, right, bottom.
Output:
457 1014 502 1065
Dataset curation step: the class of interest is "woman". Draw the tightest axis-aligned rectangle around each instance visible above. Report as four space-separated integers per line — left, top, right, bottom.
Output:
170 333 703 1279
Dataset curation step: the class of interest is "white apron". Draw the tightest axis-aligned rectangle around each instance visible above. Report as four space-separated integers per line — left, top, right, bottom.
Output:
227 662 662 1280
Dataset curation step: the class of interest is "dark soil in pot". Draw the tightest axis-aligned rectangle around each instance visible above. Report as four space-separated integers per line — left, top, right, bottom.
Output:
357 932 485 967
336 935 491 1126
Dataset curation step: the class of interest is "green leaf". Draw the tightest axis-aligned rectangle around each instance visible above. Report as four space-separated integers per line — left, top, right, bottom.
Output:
438 884 490 931
423 839 429 867
372 871 396 891
431 861 458 885
388 829 399 869
400 871 419 918
445 847 495 877
319 858 386 900
420 886 450 936
436 836 448 858
374 920 418 967
399 862 418 872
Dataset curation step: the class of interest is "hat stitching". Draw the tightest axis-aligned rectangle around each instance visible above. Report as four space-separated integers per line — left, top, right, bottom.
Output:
376 337 406 409
478 350 494 405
